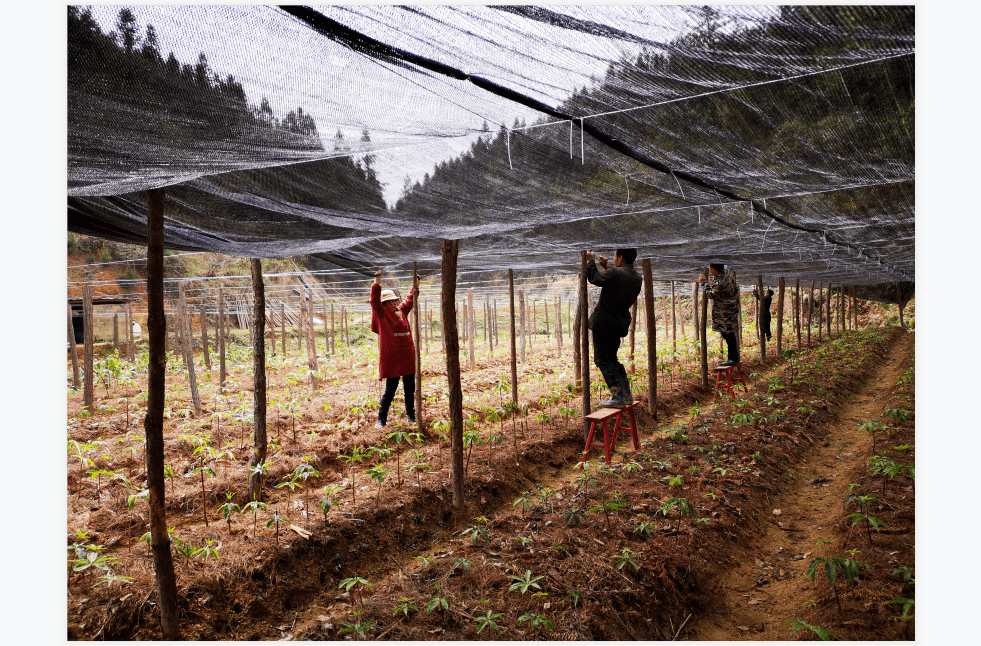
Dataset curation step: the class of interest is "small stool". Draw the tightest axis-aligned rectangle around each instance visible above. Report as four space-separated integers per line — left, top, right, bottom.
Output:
714 362 748 399
581 402 640 465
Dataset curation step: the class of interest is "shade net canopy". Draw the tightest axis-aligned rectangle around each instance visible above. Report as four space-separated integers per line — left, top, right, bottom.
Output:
68 5 914 289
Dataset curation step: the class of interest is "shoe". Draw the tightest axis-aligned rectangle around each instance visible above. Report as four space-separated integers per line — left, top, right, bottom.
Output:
374 421 385 429
719 359 736 367
599 397 627 408
407 416 417 425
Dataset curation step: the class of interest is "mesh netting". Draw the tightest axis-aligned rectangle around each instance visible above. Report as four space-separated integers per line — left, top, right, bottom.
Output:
68 5 914 289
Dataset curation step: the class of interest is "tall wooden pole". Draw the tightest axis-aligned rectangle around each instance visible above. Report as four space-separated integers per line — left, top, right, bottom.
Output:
580 252 591 438
692 282 700 342
555 295 562 357
757 275 767 364
200 303 211 369
127 302 135 361
467 288 476 369
82 284 94 410
795 279 802 350
144 187 180 640
441 241 464 508
700 267 709 388
413 262 424 433
303 291 319 389
178 282 202 417
218 289 227 388
572 290 582 386
776 277 785 356
113 312 120 354
68 305 81 389
628 302 637 374
642 259 657 416
807 281 814 346
321 298 329 355
825 284 832 339
519 289 526 362
248 259 267 502
508 270 518 408
670 280 677 362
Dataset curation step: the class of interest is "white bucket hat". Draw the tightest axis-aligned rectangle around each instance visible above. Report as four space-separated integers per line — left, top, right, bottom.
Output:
380 289 398 303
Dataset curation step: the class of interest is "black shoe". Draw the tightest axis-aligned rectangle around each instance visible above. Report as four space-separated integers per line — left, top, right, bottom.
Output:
375 421 385 429
719 359 736 367
407 416 416 425
599 397 627 408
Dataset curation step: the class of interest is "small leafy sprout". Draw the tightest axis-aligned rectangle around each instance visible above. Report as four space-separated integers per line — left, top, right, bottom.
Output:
565 589 583 607
892 565 915 585
518 611 556 633
450 557 472 573
513 492 534 516
193 538 220 562
413 555 435 567
550 543 571 558
338 610 376 639
508 570 544 594
217 493 241 534
392 596 418 618
424 584 455 614
339 575 373 611
473 609 503 633
784 618 838 641
613 548 640 571
884 597 915 622
632 514 655 536
514 536 535 546
562 508 586 527
805 556 871 612
461 523 489 543
882 408 911 423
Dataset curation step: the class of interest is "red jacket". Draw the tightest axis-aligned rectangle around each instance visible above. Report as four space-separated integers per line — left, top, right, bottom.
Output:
370 283 417 380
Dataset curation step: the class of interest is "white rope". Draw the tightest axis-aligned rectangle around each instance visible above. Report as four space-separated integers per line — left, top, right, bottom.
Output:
760 216 775 251
569 120 573 160
506 128 512 170
623 175 629 205
580 118 584 165
671 171 686 200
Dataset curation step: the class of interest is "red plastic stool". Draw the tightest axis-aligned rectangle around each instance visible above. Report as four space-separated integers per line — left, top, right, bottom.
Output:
581 402 640 464
714 362 748 399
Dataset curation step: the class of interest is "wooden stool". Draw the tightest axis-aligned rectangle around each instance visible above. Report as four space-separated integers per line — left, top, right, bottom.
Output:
714 362 748 399
581 402 640 465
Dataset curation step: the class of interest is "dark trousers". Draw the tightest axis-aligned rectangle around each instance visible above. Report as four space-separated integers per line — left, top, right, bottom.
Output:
721 331 739 363
760 316 772 340
379 374 415 423
592 330 628 396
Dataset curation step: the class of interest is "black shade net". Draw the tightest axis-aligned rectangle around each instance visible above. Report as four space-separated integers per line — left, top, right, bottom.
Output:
68 5 914 291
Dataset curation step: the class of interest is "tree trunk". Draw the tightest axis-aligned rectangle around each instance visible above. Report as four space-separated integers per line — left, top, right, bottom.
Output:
555 295 562 357
628 301 637 374
178 282 203 417
572 289 582 385
642 259 658 416
144 188 181 640
826 284 832 339
808 281 814 346
580 252 591 438
303 290 319 389
68 305 81 389
776 277 785 356
113 312 120 354
519 289 526 362
127 302 136 361
692 282 700 342
671 280 677 362
441 241 465 508
83 284 94 409
248 259 267 503
467 288 475 370
200 304 211 369
795 279 802 350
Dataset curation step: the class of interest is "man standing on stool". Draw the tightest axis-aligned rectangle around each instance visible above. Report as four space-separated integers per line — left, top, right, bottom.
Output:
586 249 642 407
699 262 740 367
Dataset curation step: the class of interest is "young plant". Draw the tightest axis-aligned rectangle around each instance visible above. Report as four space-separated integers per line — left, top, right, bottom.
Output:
424 584 456 615
612 547 640 571
365 463 391 506
587 491 626 528
805 556 871 612
193 538 220 562
518 612 555 633
784 618 838 641
508 569 544 595
242 497 268 538
392 596 418 618
339 575 373 612
473 609 503 634
217 493 241 534
339 610 376 639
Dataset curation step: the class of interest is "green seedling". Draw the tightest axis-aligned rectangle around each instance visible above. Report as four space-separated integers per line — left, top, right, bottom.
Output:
508 569 544 595
612 547 640 571
461 523 489 543
563 508 586 527
473 609 503 634
95 573 134 587
514 536 535 546
193 538 220 562
450 557 472 573
217 493 241 534
784 618 838 641
518 612 555 633
424 584 456 615
892 565 915 585
859 421 885 453
392 596 418 618
550 543 571 558
588 492 626 528
242 498 268 538
513 492 534 517
805 556 871 612
339 610 376 639
565 590 583 607
632 514 655 536
318 484 344 523
339 575 373 611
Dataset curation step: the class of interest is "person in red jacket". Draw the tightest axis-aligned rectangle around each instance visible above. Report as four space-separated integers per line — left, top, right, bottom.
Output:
370 270 420 428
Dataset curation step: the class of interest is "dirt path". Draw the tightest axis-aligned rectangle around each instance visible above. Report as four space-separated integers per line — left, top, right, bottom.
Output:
683 331 914 641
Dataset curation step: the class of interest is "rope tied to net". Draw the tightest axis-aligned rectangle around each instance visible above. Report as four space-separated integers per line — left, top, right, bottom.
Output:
506 127 513 170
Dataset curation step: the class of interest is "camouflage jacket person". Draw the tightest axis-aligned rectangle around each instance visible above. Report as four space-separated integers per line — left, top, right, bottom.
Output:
704 266 740 335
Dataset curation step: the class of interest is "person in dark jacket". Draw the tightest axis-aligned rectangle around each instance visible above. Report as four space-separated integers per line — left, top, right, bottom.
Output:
699 262 740 366
370 270 420 428
586 248 643 407
752 287 773 341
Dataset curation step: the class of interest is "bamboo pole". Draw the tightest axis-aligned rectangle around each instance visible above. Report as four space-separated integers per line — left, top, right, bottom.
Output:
330 304 335 355
807 282 814 346
218 289 227 388
671 280 677 362
572 290 582 386
297 296 304 352
776 277 785 356
692 282 700 342
508 270 518 408
795 279 802 350
413 263 424 433
699 267 708 388
82 284 94 410
544 297 550 341
642 259 657 415
468 288 476 370
519 289 526 362
68 305 80 389
144 187 180 640
757 275 766 364
531 299 536 351
493 298 499 348
303 291 319 390
441 241 464 508
321 298 329 355
825 284 832 339
580 252 591 438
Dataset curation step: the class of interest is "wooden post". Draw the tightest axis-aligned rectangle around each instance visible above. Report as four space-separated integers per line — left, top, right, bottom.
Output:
82 284 94 410
530 299 536 351
200 303 211 369
825 284 832 339
127 302 135 361
508 270 518 408
519 289 526 362
572 289 582 386
699 267 708 388
808 281 814 346
795 279 802 350
628 302 637 374
113 312 120 353
580 252 591 438
144 187 181 640
736 284 743 353
68 305 81 389
218 290 227 388
441 241 465 508
692 282 700 342
178 283 203 416
321 298 329 355
555 295 562 357
303 291 319 389
330 304 335 355
493 298 499 348
413 263 424 433
679 289 686 338
468 288 476 369
543 297 550 342
757 275 767 364
248 259 267 502
642 260 657 415
776 277 785 356
670 280 677 362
